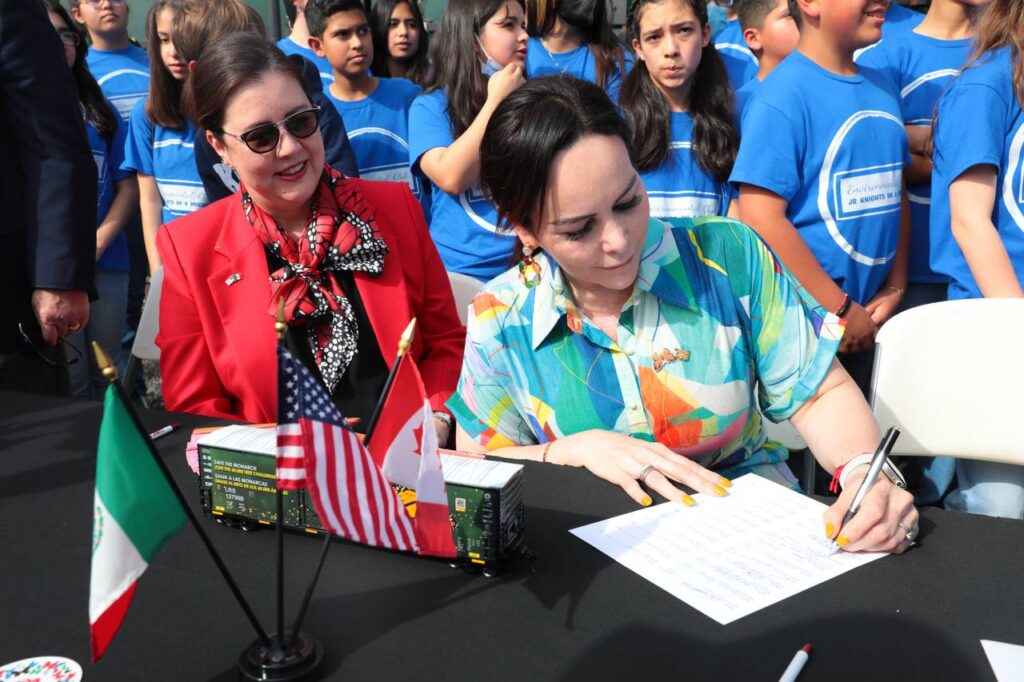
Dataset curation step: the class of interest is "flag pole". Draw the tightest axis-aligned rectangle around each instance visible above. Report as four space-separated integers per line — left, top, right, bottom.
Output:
92 342 272 649
287 318 417 644
274 301 287 652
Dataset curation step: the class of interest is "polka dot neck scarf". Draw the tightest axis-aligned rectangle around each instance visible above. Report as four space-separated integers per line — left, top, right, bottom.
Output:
242 165 389 393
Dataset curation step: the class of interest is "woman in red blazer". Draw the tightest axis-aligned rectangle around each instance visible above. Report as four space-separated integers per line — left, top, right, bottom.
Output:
156 34 464 438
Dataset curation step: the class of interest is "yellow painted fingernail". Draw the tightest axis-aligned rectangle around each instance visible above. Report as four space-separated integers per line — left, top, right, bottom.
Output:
641 495 652 507
681 494 696 506
713 485 728 497
719 477 733 488
825 523 834 538
836 536 850 548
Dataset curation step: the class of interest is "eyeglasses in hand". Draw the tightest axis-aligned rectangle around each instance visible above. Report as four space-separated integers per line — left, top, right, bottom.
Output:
219 107 321 154
18 322 83 369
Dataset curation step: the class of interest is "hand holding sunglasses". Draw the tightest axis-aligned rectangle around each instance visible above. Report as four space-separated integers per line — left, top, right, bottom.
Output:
218 106 321 154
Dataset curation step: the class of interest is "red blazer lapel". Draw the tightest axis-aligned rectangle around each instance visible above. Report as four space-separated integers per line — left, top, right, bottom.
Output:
354 250 411 370
206 204 278 422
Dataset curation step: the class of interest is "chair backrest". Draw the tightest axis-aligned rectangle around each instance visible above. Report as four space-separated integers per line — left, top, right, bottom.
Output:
131 266 164 362
447 271 484 326
870 298 1024 465
762 415 808 452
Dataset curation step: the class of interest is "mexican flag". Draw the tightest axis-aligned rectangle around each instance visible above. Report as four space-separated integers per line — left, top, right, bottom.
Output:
89 386 185 661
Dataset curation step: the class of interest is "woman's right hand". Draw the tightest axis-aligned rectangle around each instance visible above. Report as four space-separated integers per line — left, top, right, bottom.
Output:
839 301 878 354
547 430 731 506
486 62 525 105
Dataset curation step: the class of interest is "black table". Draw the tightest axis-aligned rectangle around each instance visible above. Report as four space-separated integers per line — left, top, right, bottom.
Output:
1 389 1022 681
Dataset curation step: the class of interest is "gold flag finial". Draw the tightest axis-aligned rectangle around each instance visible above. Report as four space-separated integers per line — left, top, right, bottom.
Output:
397 318 417 357
275 298 287 341
92 341 119 382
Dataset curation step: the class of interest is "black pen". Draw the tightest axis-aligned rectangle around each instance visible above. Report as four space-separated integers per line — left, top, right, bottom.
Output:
835 427 900 543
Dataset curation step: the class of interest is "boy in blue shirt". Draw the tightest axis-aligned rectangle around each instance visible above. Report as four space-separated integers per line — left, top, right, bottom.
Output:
308 0 428 219
714 3 759 90
731 0 911 392
71 0 149 123
280 0 336 87
735 0 800 123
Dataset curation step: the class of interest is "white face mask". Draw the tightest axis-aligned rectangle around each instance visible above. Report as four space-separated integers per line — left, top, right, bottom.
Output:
475 35 503 77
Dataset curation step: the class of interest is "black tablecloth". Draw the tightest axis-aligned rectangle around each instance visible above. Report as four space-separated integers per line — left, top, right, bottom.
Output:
1 390 1022 681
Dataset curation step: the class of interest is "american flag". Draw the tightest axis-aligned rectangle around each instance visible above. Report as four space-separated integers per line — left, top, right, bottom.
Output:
276 345 418 552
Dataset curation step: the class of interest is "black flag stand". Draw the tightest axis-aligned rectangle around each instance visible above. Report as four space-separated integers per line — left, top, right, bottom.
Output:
237 303 324 681
92 343 273 652
286 318 418 646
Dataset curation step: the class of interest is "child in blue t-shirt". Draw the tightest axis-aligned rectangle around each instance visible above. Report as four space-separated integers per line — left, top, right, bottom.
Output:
122 1 208 274
279 0 336 87
48 4 137 399
930 0 1024 518
524 0 633 104
308 0 429 220
856 0 979 508
621 0 739 221
854 2 925 61
70 0 150 123
734 0 799 124
713 9 758 90
409 0 528 281
731 0 910 385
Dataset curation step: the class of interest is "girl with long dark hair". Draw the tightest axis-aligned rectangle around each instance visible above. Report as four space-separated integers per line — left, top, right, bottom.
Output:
930 0 1024 518
369 0 430 85
620 0 739 221
122 0 208 275
524 0 632 103
45 1 137 399
408 0 528 281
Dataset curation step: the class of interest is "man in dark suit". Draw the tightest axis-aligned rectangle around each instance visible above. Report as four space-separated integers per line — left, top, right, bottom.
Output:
0 0 97 395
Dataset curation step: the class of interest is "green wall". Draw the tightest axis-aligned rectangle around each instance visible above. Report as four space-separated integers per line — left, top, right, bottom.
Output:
122 0 283 46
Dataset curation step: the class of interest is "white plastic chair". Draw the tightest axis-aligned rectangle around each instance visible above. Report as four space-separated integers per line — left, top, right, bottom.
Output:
447 271 484 326
761 403 818 493
122 266 163 393
870 299 1024 465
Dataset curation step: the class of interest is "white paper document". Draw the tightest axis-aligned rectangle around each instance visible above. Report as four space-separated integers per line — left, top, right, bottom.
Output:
981 640 1024 682
570 474 887 624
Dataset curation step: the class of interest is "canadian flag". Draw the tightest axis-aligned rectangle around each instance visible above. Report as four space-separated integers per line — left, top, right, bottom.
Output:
368 355 457 558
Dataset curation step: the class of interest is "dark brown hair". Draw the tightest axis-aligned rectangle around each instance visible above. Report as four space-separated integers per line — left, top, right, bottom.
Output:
527 0 626 91
186 33 309 135
480 75 631 248
370 0 431 84
172 0 266 65
144 0 186 129
620 0 738 182
45 0 118 140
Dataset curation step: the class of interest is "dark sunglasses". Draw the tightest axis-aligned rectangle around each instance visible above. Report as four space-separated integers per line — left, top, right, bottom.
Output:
18 322 82 369
220 107 321 154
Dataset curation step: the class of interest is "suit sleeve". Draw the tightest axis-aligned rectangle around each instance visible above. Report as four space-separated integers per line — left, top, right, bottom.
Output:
396 185 466 414
0 0 97 291
156 224 241 420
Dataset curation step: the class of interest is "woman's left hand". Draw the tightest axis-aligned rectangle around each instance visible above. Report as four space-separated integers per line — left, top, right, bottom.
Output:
822 471 919 554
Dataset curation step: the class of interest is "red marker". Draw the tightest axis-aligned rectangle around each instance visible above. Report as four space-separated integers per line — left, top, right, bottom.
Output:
149 423 181 441
778 643 811 682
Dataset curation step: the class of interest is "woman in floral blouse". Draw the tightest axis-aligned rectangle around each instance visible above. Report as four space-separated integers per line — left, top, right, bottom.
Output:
447 76 917 554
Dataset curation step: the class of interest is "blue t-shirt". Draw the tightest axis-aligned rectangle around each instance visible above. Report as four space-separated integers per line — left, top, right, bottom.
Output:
931 48 1024 300
277 37 335 87
325 78 430 220
730 51 910 304
858 31 971 284
85 45 150 124
87 112 131 271
409 89 514 281
714 19 758 91
734 76 762 128
525 37 634 103
122 97 208 225
641 111 733 221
